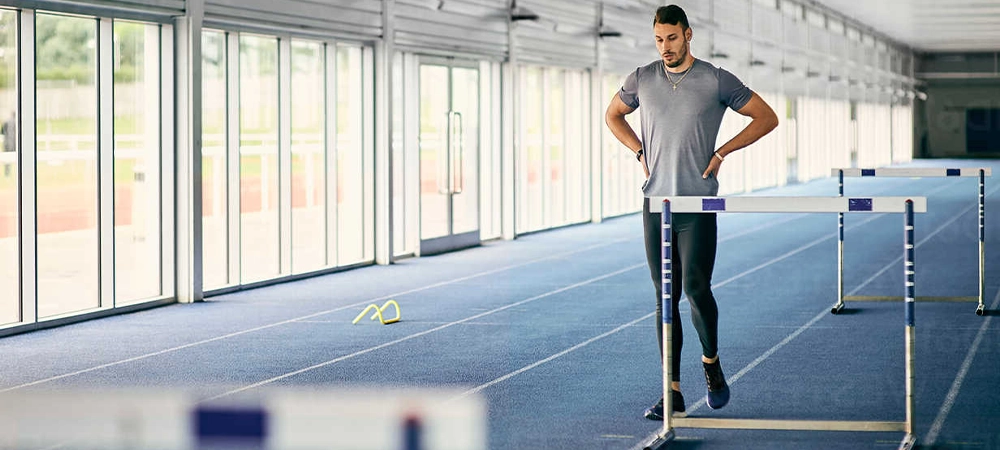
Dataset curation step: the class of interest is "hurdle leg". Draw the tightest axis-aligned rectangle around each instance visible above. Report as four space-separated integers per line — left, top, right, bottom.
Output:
832 170 846 314
901 200 917 450
977 169 986 316
646 200 676 450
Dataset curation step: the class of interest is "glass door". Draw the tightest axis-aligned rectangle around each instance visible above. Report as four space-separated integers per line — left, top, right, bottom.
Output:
419 59 480 255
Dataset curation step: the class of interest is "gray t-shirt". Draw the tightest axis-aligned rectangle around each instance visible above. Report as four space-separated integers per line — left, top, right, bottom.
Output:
619 59 753 197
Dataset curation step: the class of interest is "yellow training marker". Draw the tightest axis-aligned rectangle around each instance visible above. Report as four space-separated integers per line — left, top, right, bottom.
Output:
352 299 401 325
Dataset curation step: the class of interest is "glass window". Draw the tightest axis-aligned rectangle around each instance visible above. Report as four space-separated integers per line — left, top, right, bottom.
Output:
780 0 801 19
291 40 325 273
828 18 844 35
565 70 586 223
202 30 227 289
239 34 279 282
36 13 98 317
547 69 565 227
114 20 161 304
418 64 448 241
602 74 618 217
336 45 364 265
522 66 543 232
0 9 17 324
392 53 406 256
450 66 479 236
601 71 644 218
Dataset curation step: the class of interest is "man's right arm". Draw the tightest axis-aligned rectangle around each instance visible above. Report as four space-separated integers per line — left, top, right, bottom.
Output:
605 94 640 155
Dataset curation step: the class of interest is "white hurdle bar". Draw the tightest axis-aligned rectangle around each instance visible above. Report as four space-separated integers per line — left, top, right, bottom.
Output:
831 168 990 316
643 196 923 450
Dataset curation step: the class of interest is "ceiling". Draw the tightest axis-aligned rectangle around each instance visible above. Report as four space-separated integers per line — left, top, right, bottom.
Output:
812 0 1000 53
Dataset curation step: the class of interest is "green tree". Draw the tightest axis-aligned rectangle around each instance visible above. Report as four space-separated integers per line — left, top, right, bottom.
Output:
0 11 18 89
35 14 96 83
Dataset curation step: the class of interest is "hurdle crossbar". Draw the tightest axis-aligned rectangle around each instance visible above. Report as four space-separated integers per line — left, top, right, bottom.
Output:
831 168 989 316
832 168 991 178
644 196 921 450
647 196 926 214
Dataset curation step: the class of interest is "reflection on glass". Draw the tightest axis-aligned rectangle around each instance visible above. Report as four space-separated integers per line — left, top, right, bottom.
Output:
418 64 448 240
202 30 228 289
450 67 479 235
625 111 642 212
114 21 161 304
391 53 406 256
337 45 364 265
36 14 98 317
478 61 500 241
523 67 543 232
291 40 325 273
602 75 617 217
547 69 565 226
0 10 17 324
602 73 643 218
565 71 585 223
239 35 279 282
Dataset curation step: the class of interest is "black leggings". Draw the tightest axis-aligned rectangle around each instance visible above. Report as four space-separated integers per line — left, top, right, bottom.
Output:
643 198 719 382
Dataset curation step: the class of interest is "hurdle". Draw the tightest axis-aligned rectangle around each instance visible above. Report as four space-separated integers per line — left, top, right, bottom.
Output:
0 387 487 449
830 168 990 316
643 196 923 450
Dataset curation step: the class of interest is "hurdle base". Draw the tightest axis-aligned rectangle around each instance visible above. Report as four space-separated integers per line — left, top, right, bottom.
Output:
899 433 917 450
843 295 978 303
671 417 907 432
976 304 986 316
642 429 674 450
653 418 915 449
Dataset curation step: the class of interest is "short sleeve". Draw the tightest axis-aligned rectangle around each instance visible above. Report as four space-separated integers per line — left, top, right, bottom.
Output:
718 68 753 111
618 68 640 109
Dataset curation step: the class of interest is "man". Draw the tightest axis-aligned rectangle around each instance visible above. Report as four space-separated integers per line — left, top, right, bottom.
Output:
605 5 778 420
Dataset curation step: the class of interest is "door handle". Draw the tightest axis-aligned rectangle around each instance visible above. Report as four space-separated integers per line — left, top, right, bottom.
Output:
438 111 450 195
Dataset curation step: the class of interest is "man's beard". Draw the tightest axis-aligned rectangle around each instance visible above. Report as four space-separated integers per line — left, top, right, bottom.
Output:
664 45 688 68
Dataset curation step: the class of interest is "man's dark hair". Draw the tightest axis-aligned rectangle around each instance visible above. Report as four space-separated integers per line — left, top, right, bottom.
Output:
654 5 689 30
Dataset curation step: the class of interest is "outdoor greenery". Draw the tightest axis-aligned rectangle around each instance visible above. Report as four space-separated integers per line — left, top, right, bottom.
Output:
0 15 155 87
0 13 354 192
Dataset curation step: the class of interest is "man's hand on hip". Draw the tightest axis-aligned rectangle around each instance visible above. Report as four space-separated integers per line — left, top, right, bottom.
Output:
703 157 721 179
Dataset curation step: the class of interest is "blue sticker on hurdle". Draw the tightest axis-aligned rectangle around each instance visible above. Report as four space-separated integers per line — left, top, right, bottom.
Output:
848 198 873 211
702 198 725 211
196 406 268 442
947 168 961 176
404 416 423 450
861 169 876 177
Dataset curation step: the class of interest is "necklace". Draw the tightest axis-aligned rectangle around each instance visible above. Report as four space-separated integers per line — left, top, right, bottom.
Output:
663 61 693 91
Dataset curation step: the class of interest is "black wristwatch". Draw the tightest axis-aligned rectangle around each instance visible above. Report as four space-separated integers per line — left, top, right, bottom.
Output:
636 149 644 161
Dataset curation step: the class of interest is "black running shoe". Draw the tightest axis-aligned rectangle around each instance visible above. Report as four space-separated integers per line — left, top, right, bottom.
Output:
643 390 686 420
703 358 730 409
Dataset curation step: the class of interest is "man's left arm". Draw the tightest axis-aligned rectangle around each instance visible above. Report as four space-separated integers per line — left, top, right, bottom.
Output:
702 92 779 179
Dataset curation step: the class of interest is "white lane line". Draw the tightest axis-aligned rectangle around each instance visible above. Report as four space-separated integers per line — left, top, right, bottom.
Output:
203 264 647 401
2 180 964 396
2 208 811 393
720 214 803 241
924 287 1000 447
453 214 893 402
0 238 634 393
216 212 853 399
444 181 970 405
455 314 654 400
845 198 982 297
